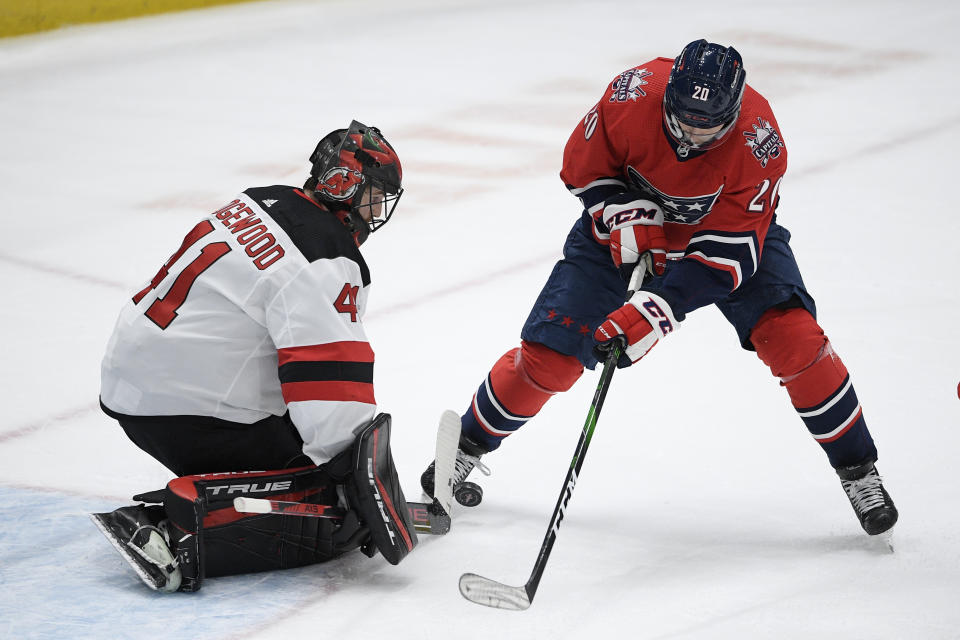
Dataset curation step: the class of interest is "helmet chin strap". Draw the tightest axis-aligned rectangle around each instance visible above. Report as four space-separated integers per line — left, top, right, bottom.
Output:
303 187 370 247
335 209 370 247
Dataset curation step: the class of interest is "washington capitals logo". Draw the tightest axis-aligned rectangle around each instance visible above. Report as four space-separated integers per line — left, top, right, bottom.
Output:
627 167 722 225
317 167 363 200
742 118 784 168
610 68 653 103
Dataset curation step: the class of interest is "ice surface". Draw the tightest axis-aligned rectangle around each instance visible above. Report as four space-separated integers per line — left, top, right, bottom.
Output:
2 0 959 638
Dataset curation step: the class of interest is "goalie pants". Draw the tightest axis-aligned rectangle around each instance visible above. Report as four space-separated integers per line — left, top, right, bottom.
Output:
460 214 878 469
101 402 313 476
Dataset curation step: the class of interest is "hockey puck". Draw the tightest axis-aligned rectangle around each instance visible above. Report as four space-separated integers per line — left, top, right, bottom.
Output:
454 481 483 507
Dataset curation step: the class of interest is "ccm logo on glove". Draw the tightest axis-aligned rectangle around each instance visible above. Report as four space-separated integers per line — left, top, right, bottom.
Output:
600 196 667 279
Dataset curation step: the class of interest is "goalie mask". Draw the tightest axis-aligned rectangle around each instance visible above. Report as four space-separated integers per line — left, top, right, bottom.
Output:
662 40 745 153
307 120 403 246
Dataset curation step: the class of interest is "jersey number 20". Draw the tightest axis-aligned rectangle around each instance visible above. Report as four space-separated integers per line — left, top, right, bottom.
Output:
132 220 230 329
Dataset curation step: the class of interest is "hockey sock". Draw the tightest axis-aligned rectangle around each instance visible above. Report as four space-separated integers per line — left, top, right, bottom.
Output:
751 308 877 468
461 341 583 451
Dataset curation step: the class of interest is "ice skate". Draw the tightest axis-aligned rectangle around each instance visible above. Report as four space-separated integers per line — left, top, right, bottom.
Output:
422 435 490 507
91 504 182 592
837 460 898 537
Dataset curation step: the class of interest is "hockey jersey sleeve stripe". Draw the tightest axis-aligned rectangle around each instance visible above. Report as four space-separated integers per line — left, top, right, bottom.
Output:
277 341 374 366
566 177 627 214
684 252 743 290
681 231 760 291
568 177 627 196
687 233 758 274
278 361 373 385
281 380 375 405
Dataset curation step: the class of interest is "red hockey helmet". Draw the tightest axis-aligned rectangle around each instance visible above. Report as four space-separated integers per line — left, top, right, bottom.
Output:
307 120 403 245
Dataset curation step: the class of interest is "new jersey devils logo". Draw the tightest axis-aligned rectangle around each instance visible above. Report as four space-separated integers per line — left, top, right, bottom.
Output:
317 167 364 200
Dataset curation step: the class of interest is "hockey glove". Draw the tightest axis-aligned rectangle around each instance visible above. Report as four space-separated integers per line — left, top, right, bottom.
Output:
593 291 679 368
601 193 667 281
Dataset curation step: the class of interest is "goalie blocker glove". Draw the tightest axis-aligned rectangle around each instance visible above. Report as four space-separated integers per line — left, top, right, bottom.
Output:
343 413 418 562
594 291 679 368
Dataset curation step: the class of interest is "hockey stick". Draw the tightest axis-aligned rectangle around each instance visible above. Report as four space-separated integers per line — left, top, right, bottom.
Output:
233 497 346 518
459 266 643 611
431 410 461 516
232 417 460 534
459 342 622 610
232 497 452 534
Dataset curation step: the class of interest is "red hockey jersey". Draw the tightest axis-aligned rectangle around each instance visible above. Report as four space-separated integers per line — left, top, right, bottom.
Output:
561 57 787 316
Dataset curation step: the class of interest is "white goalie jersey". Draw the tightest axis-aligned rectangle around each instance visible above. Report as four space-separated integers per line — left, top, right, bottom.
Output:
100 186 375 464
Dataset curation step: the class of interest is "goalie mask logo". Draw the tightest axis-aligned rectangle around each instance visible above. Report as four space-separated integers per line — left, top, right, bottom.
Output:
742 117 784 168
317 167 364 200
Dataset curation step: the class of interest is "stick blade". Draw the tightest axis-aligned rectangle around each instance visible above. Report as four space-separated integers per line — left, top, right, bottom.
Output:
459 573 531 611
432 410 461 515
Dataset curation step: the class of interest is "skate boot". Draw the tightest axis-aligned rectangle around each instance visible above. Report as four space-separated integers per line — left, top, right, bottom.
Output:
91 504 182 592
421 435 490 507
836 460 898 535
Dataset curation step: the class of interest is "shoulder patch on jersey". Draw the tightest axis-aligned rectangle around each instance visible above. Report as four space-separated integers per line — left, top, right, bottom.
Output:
609 68 654 103
244 186 371 286
742 117 785 168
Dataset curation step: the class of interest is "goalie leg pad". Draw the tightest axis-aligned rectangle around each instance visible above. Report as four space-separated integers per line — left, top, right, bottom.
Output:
162 463 367 590
344 413 418 565
751 307 877 467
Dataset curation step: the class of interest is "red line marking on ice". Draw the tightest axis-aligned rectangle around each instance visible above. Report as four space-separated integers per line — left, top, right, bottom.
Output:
0 253 128 290
365 249 558 320
0 403 100 444
0 481 129 504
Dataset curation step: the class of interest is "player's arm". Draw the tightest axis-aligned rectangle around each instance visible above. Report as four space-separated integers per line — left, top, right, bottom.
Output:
561 76 667 277
594 172 784 366
266 256 376 465
560 76 634 232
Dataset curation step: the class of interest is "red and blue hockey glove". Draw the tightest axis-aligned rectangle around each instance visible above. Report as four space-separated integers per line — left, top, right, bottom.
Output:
593 291 679 368
600 194 667 281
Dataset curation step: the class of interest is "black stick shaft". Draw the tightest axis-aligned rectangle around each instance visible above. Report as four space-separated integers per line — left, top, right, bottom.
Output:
522 342 622 602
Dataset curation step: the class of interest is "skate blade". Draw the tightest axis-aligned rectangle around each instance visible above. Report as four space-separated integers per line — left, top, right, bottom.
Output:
90 513 164 591
869 528 895 553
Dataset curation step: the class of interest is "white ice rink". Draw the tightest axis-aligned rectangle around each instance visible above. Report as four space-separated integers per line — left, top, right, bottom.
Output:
2 0 959 637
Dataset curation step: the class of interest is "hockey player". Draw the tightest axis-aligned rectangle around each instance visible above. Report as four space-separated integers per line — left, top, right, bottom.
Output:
93 121 420 592
421 41 898 537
